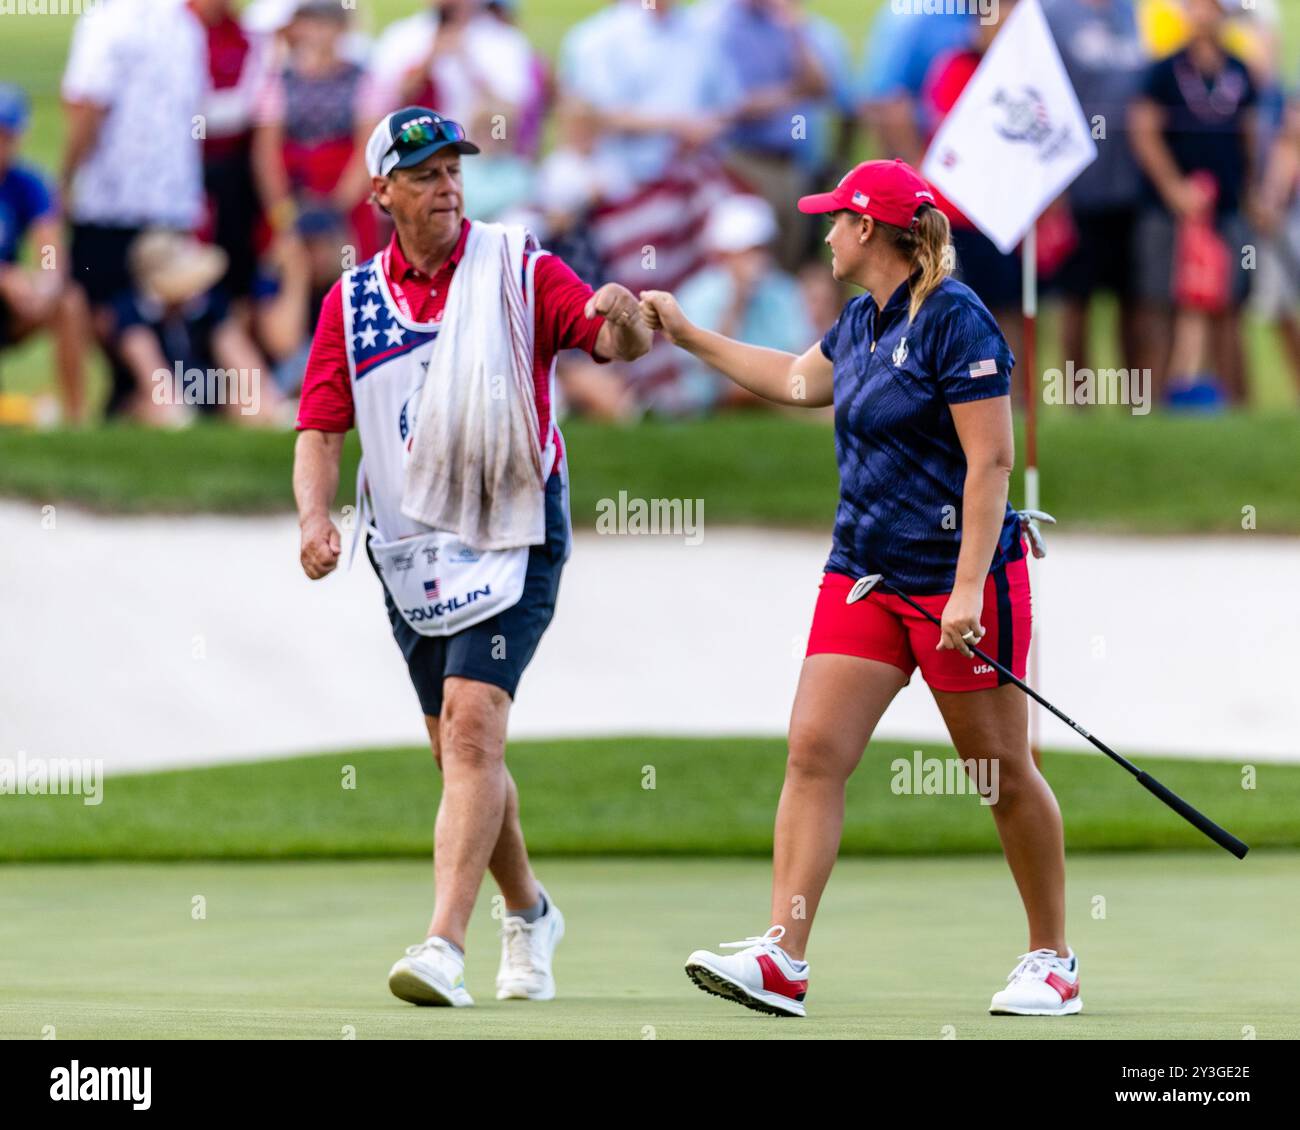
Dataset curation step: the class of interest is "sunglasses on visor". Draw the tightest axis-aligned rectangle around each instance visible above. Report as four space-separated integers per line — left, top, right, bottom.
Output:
388 116 468 159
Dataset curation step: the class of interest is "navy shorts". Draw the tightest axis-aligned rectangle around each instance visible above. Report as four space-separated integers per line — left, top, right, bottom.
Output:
370 470 569 718
1134 208 1253 307
69 222 142 307
1056 207 1138 300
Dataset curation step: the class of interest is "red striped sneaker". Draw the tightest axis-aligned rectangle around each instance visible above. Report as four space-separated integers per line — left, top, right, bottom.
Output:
989 947 1082 1016
684 925 808 1017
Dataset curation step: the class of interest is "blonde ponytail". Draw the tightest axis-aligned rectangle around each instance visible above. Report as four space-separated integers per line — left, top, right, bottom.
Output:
874 204 954 322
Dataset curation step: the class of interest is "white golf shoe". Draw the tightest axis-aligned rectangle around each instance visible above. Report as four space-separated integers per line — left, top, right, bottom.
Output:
989 947 1082 1016
388 936 474 1007
684 925 809 1017
495 887 565 1001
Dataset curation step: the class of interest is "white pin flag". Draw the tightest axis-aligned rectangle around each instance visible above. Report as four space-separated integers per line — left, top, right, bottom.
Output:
921 0 1097 254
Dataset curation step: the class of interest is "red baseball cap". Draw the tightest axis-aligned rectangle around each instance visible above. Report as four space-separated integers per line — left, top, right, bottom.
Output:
797 159 936 228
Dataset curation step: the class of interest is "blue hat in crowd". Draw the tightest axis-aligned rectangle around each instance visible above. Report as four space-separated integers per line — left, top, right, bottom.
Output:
0 84 30 133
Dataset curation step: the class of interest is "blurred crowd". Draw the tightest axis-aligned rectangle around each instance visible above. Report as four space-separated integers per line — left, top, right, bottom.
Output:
1 0 1299 427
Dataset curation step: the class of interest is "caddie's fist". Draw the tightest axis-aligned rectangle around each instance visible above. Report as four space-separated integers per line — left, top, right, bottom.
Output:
300 515 342 580
585 282 642 328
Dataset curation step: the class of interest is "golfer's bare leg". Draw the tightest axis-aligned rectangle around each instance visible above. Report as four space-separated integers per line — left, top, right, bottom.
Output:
931 683 1067 956
772 655 907 961
423 679 539 949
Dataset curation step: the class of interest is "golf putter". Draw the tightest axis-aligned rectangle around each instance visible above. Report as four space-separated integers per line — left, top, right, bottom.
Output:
847 574 1249 859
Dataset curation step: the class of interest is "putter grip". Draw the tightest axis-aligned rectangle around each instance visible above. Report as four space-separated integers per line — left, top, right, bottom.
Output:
1135 772 1249 859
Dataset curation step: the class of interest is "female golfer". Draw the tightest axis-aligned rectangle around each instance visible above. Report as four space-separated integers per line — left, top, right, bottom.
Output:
640 159 1079 1019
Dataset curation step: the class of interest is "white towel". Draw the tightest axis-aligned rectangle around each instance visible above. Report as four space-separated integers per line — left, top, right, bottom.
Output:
399 222 546 550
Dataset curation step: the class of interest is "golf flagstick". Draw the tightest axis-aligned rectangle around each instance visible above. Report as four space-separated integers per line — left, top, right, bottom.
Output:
1022 220 1041 769
846 574 1249 859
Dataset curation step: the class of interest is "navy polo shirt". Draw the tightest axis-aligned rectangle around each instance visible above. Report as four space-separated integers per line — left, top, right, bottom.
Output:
820 275 1022 594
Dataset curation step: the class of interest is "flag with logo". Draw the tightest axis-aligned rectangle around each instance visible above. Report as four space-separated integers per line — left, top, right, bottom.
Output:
921 0 1097 254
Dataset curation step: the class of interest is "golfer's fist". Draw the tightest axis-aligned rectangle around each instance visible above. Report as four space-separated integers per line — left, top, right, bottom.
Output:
638 290 691 345
585 282 641 328
300 514 341 580
937 588 985 658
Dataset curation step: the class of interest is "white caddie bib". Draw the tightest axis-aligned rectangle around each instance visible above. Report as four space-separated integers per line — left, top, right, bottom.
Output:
366 528 527 637
340 237 549 637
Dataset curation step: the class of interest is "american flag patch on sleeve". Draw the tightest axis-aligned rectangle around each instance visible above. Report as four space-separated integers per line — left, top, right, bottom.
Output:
968 359 998 379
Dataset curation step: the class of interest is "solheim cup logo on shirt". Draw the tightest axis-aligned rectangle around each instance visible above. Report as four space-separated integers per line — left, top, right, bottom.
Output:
892 337 909 367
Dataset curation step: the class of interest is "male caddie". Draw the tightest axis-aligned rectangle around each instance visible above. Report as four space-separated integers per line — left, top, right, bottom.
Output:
292 107 650 1007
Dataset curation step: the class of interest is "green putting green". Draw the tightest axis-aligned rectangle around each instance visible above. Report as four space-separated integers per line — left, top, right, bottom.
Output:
1 853 1295 1040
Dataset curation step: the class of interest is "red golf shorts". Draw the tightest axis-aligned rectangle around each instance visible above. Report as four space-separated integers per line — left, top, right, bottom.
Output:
806 557 1032 693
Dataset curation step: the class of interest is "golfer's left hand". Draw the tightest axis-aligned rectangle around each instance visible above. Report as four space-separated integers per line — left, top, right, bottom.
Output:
938 587 985 658
585 282 642 328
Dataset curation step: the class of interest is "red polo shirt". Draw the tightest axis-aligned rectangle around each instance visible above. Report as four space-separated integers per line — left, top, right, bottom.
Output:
296 220 606 446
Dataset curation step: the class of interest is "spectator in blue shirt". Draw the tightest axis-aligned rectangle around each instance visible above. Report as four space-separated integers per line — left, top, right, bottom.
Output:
801 15 858 173
699 0 839 269
558 0 741 189
0 84 87 423
855 4 974 164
